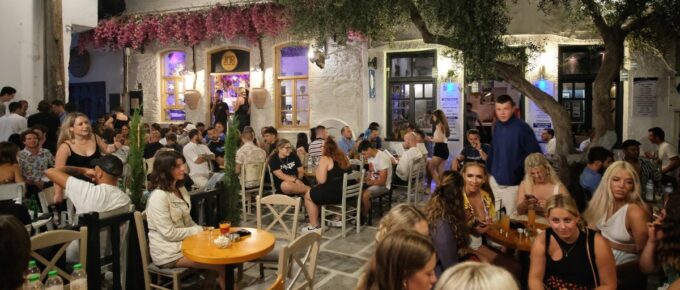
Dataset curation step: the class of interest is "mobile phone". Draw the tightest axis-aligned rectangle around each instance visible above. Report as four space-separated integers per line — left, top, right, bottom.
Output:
236 229 252 237
525 194 537 201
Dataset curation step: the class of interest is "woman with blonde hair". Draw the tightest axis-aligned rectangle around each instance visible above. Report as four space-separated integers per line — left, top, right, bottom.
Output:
357 230 437 290
529 194 617 290
425 171 469 276
429 109 450 186
583 161 649 289
375 204 428 242
54 113 120 203
516 153 570 216
435 261 519 290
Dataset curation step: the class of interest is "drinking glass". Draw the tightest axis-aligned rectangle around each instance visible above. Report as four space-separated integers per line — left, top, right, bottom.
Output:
527 208 536 232
219 220 231 236
501 215 511 238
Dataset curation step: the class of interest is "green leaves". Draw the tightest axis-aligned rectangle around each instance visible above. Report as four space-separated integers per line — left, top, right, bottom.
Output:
127 109 146 210
222 117 242 226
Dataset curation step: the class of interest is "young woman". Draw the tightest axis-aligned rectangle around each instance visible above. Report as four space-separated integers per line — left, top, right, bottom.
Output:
0 215 31 290
145 151 226 290
460 162 520 276
356 230 437 290
429 110 450 186
435 261 519 290
54 113 119 202
233 87 250 131
640 192 680 289
301 137 350 232
375 204 429 242
0 142 23 185
425 171 469 276
268 138 310 195
583 161 649 289
295 132 310 165
529 194 617 290
516 153 570 216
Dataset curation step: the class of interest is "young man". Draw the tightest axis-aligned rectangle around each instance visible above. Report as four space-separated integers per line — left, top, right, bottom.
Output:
579 146 614 195
206 127 225 169
646 127 680 179
541 128 556 155
488 95 541 215
308 125 327 167
453 129 491 171
0 86 16 117
358 140 393 223
27 100 60 154
46 155 131 212
18 130 54 198
262 127 278 155
183 129 215 188
235 128 266 179
0 102 28 142
164 132 183 154
50 99 66 123
622 139 662 188
144 130 163 159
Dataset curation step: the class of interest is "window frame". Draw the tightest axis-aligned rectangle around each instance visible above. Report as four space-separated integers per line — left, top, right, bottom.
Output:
159 50 187 123
275 44 310 129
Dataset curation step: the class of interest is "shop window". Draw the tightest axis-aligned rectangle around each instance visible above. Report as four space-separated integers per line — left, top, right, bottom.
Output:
276 45 309 128
160 50 187 122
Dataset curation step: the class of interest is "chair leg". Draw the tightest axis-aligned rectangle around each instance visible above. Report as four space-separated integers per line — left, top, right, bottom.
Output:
259 263 265 279
172 274 180 290
341 206 347 237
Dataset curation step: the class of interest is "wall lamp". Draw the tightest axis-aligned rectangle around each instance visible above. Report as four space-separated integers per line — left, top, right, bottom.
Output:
368 57 377 69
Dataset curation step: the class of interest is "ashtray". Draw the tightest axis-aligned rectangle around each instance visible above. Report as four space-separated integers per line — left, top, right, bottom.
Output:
213 235 232 248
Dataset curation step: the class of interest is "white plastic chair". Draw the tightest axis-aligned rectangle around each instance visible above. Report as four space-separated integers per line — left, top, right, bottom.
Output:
255 194 302 277
30 227 88 282
394 157 425 205
321 169 364 237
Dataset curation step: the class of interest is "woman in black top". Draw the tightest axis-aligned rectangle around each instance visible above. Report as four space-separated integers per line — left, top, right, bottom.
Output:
529 194 617 290
267 138 309 195
302 137 350 231
233 87 250 131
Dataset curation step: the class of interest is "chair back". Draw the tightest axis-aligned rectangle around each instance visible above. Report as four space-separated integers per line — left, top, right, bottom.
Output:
267 164 277 194
257 194 301 242
30 227 88 282
133 211 154 290
277 232 322 290
343 170 363 200
37 186 55 213
242 162 265 190
0 182 25 204
408 157 425 203
144 158 155 176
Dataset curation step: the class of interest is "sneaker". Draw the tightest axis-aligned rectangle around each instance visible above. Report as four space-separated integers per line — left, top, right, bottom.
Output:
301 224 322 234
327 220 343 228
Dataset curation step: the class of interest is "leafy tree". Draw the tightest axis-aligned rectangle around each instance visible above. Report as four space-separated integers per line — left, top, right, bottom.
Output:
276 0 680 157
127 109 146 209
222 116 242 225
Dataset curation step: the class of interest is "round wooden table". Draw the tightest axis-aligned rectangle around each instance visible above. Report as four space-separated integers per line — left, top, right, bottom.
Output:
182 227 275 290
485 220 548 252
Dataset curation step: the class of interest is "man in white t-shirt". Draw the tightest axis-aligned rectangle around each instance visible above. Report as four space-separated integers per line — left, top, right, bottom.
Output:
235 129 267 188
46 155 131 213
394 132 422 184
646 127 680 179
358 140 392 224
183 128 215 188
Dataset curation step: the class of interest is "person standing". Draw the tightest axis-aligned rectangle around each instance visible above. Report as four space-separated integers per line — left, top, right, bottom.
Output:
0 102 27 142
464 102 482 133
429 109 450 186
0 86 16 117
27 100 60 154
541 128 556 156
233 87 250 131
646 127 680 182
488 95 541 215
50 99 67 123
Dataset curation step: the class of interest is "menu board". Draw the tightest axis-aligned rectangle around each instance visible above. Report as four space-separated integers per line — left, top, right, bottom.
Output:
440 82 460 140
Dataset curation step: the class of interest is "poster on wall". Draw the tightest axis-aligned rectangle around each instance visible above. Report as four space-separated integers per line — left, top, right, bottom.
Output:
368 69 376 98
440 82 460 140
526 79 556 140
633 77 658 117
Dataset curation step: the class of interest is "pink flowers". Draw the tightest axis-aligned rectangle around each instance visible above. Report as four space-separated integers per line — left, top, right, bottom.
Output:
82 3 289 50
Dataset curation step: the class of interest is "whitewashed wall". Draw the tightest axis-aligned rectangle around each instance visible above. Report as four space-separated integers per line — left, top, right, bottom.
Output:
67 46 124 109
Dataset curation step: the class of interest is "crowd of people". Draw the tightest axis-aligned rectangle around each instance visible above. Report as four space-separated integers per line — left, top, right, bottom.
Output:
1 85 680 290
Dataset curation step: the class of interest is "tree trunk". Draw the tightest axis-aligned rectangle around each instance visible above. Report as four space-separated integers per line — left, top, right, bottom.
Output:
494 61 575 156
591 33 624 143
44 0 65 101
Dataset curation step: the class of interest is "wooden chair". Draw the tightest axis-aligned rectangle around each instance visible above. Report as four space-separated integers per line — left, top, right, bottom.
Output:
255 194 302 277
0 182 25 204
321 169 364 237
277 232 321 290
133 211 195 290
240 161 266 222
30 227 88 282
393 157 425 205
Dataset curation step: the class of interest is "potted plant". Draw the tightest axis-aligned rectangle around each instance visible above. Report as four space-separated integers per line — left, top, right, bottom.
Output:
221 116 242 225
127 109 146 210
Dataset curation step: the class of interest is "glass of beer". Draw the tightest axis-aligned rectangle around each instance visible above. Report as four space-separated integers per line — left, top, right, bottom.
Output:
500 215 511 238
219 220 231 235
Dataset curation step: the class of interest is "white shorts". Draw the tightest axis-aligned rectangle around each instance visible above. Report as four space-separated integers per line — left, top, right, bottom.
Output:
489 176 519 215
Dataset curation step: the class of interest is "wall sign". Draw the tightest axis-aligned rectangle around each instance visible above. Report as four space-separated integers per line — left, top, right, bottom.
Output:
440 82 460 140
220 50 238 71
527 79 556 140
633 77 658 117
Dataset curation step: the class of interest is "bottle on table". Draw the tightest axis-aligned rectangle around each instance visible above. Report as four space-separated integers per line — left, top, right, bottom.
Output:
44 270 63 290
70 263 87 290
25 274 44 290
30 196 40 220
27 260 40 277
645 180 655 202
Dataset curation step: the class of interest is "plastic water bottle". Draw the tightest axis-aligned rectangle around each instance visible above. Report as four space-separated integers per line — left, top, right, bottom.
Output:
645 180 655 201
44 271 63 290
70 264 87 290
25 274 44 290
27 260 41 278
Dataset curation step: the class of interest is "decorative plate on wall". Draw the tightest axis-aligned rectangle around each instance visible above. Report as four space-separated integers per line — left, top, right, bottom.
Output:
69 47 90 78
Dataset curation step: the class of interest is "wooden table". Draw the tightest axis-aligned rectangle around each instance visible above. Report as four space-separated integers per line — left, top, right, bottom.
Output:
182 227 275 290
485 221 548 252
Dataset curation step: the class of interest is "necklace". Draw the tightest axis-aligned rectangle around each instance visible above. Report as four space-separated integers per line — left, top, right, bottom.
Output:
558 232 580 257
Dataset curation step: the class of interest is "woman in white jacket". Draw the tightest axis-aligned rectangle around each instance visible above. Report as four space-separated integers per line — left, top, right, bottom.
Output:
145 150 226 290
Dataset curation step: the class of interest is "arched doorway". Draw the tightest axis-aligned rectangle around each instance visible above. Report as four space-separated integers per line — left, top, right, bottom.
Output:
207 48 250 126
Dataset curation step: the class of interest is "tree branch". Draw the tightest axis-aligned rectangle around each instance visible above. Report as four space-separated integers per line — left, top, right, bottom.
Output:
620 5 655 33
407 1 458 49
580 0 613 34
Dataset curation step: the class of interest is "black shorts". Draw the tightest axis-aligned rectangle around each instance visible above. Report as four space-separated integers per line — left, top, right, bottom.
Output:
433 142 449 160
309 186 342 205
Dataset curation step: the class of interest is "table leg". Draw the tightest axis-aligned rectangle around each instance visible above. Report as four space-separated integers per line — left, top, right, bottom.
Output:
225 264 235 290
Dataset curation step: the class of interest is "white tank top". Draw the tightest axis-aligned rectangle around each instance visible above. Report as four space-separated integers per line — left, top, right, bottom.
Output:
433 124 446 142
597 204 638 265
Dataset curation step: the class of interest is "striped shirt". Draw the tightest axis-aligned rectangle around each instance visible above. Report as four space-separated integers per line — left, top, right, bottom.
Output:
308 139 324 166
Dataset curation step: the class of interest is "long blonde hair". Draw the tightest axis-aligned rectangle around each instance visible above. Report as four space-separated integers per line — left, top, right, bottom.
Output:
583 161 646 225
57 112 91 146
434 261 519 290
375 204 427 242
522 153 562 194
545 194 584 230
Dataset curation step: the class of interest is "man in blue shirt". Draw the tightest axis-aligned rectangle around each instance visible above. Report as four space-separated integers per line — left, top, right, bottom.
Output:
338 126 355 156
488 95 541 214
580 146 614 197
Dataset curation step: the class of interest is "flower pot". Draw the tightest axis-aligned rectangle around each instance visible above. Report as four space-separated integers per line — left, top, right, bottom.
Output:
185 90 201 110
251 88 267 109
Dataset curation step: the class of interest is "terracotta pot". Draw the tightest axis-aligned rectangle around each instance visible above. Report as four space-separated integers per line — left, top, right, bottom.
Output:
251 88 267 109
185 90 201 110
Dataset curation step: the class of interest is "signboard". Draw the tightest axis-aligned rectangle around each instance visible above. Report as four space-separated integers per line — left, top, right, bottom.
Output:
220 51 238 71
633 77 658 117
527 79 556 140
440 82 460 140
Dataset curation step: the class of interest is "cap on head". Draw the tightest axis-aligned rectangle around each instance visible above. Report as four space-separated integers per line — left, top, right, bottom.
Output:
91 155 124 178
